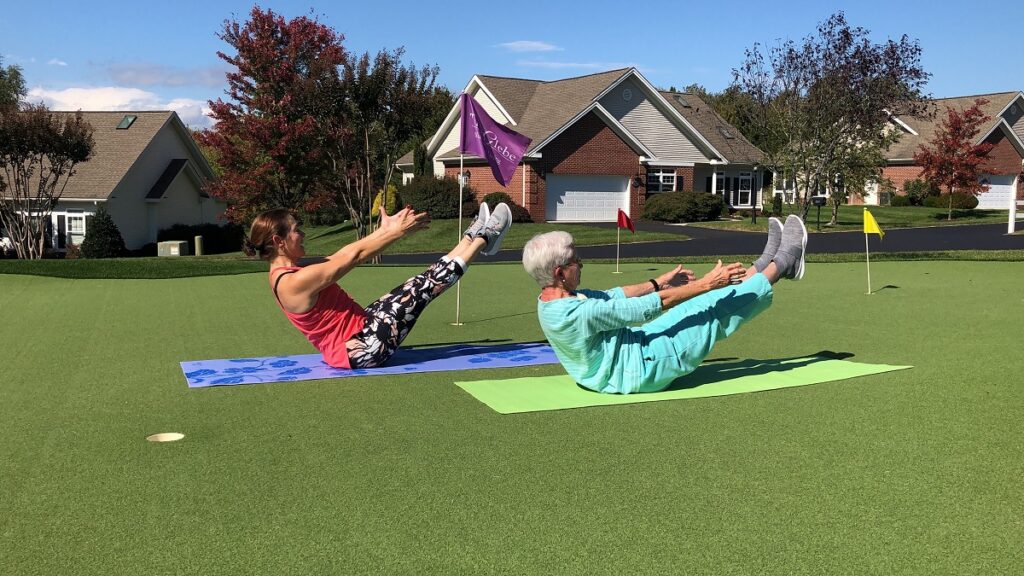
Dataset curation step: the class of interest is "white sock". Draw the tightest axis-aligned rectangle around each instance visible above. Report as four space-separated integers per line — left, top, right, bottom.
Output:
452 256 468 273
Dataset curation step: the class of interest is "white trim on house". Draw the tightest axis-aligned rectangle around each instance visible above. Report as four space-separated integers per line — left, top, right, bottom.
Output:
595 68 727 162
992 92 1024 121
426 77 518 157
644 161 695 167
529 102 657 158
977 118 1024 156
885 110 919 136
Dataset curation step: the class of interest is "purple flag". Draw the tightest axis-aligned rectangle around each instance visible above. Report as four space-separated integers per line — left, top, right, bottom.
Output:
459 93 532 187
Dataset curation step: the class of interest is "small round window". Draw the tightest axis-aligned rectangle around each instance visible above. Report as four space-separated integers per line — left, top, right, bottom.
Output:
622 88 633 102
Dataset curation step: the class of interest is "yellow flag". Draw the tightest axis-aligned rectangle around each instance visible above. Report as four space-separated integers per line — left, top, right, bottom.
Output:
863 208 884 239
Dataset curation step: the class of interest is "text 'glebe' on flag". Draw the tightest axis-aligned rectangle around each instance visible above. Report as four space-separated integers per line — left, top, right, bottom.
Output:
458 93 532 187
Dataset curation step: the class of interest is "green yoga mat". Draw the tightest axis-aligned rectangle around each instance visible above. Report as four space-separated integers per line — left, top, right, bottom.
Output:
456 355 912 414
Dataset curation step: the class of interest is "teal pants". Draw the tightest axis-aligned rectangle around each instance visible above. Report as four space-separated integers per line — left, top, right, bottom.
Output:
636 274 773 392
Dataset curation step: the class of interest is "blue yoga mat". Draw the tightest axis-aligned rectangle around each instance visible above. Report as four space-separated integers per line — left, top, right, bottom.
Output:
182 342 559 388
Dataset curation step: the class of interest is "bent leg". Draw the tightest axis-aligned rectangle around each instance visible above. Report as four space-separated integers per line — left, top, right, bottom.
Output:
347 257 465 368
638 274 773 391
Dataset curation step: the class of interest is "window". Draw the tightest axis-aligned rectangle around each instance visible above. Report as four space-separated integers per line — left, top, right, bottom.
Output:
117 115 138 130
646 169 677 193
738 172 753 206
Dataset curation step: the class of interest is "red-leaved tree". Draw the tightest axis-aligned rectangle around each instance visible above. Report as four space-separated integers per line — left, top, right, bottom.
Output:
197 7 346 223
914 98 994 220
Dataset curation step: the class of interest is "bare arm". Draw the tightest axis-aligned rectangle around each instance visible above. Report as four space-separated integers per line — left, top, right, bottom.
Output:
277 207 430 310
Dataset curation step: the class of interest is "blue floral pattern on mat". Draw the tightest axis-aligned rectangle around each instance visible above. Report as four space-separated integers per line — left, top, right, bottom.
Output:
182 343 558 388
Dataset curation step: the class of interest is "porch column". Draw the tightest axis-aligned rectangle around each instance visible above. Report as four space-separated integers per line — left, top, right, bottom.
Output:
710 165 718 196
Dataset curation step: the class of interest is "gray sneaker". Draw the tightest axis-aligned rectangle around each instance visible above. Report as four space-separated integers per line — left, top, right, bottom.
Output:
752 217 784 272
772 214 807 280
477 202 512 256
464 202 490 240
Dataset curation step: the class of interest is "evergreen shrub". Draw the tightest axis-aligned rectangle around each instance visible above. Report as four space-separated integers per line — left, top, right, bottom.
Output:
157 222 245 255
643 192 725 223
399 175 475 219
80 208 126 258
481 191 533 222
923 193 979 210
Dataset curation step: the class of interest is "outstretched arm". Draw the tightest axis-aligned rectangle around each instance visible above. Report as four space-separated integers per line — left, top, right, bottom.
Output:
620 265 696 298
281 206 430 303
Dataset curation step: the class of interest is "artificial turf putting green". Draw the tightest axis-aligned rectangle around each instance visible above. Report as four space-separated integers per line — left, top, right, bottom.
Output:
1 261 1022 575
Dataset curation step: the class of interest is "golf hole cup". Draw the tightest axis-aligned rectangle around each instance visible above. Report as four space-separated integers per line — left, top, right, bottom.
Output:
146 432 185 443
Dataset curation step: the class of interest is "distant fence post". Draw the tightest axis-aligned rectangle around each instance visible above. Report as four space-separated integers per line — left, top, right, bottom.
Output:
195 235 204 256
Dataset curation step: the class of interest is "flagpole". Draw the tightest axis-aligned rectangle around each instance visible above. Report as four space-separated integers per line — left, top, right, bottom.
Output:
453 154 464 325
865 232 872 295
615 227 621 274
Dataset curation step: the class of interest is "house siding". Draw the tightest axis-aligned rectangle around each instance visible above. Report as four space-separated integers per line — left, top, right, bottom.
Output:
1002 99 1024 144
599 78 709 164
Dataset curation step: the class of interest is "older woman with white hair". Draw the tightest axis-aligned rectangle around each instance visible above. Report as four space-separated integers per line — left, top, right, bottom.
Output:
522 215 807 394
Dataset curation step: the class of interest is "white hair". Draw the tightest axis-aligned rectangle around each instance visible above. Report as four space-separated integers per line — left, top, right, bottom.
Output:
522 231 575 287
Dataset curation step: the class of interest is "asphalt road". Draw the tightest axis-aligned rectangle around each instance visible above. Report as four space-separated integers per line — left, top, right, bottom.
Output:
383 220 1024 265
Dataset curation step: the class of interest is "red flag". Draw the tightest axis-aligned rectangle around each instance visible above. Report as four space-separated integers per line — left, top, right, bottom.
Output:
617 209 635 233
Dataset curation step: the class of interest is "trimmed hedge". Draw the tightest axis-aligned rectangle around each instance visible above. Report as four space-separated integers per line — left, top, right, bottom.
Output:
890 194 912 207
399 175 476 219
157 223 245 255
481 191 533 222
643 192 725 223
923 193 979 210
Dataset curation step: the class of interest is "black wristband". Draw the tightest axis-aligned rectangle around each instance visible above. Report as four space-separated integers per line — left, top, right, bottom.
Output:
649 279 660 292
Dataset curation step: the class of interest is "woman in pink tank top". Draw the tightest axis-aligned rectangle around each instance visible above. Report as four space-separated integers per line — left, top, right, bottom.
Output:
243 203 513 369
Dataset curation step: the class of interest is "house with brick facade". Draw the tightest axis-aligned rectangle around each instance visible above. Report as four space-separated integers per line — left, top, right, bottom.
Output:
775 92 1024 208
396 68 763 222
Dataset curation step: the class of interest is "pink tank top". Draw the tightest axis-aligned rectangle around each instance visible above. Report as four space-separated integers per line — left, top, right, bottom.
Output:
271 267 368 369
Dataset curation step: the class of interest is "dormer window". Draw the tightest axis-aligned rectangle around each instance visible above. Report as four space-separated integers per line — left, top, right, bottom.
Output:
117 115 138 130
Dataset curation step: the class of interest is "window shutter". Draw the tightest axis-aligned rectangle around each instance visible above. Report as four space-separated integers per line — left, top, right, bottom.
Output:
705 176 712 193
57 215 66 249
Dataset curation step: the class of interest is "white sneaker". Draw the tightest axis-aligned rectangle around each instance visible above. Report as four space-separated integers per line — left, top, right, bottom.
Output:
478 203 512 256
464 202 490 239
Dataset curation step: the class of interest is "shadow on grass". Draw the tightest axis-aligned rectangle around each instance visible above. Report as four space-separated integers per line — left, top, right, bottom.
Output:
663 350 855 391
874 284 900 292
930 209 1001 222
404 338 515 348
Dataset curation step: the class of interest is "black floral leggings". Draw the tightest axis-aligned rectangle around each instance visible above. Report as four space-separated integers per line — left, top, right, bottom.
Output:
346 257 465 368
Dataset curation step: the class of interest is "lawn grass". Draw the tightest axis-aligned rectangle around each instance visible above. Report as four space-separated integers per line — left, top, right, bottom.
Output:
1 261 1022 574
302 219 682 255
693 205 1010 232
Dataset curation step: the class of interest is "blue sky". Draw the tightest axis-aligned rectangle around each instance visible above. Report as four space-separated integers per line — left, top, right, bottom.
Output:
2 0 1019 128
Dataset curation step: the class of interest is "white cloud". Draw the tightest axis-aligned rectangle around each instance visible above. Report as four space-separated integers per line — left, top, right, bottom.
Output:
26 86 214 128
106 63 227 88
498 41 562 53
47 58 68 67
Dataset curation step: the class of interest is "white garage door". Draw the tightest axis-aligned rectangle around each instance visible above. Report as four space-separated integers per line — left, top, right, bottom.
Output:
977 175 1015 209
546 175 629 221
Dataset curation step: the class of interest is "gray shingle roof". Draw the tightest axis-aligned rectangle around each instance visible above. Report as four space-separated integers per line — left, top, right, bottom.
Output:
886 92 1020 161
660 91 764 164
436 69 631 160
434 69 762 165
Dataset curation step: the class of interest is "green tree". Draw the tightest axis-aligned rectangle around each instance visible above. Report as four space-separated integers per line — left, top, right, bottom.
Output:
0 55 25 111
733 12 931 222
326 47 445 239
0 105 95 259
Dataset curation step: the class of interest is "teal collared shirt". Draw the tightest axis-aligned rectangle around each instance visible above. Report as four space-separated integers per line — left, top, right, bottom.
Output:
537 287 662 394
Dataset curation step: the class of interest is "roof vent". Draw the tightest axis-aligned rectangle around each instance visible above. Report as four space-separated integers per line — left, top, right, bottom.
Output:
674 94 691 108
117 115 138 130
718 126 735 139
